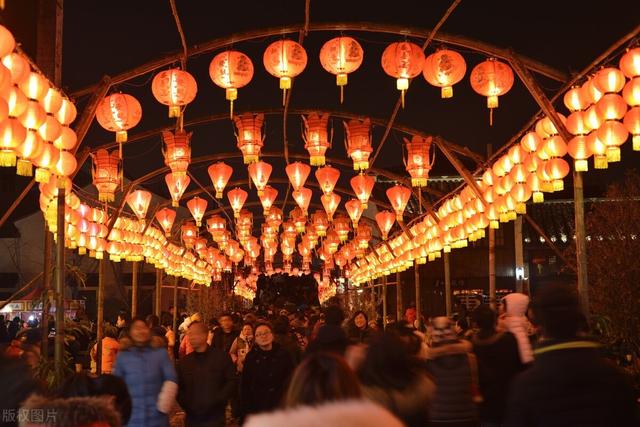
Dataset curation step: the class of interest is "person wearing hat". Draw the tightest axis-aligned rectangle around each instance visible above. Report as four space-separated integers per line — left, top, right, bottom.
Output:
504 284 637 427
425 316 479 427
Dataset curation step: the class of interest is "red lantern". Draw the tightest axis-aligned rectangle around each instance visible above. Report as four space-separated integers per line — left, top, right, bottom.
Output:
563 86 590 112
0 117 26 167
292 187 312 216
619 48 640 79
422 49 466 98
233 113 264 164
263 39 308 104
209 50 254 117
321 192 341 221
155 208 176 237
344 118 372 171
259 185 278 215
248 160 272 196
350 173 375 209
19 71 49 102
315 165 340 195
319 36 364 103
2 53 29 86
404 135 432 187
32 142 58 183
285 161 311 191
187 196 208 227
91 148 121 202
381 42 425 107
345 198 364 227
162 129 191 176
151 68 197 117
567 136 592 172
0 25 16 57
593 67 625 94
95 93 142 144
597 120 629 162
165 172 190 207
181 222 198 249
544 158 570 191
470 58 514 125
302 113 331 166
15 130 43 176
376 210 396 240
126 190 152 224
207 161 233 198
312 210 329 237
333 215 351 242
227 187 248 218
386 184 412 221
622 78 640 107
623 107 640 151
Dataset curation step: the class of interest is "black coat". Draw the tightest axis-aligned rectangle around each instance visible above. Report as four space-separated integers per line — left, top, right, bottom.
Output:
241 342 294 416
211 328 239 354
177 346 237 426
504 340 637 427
472 331 526 423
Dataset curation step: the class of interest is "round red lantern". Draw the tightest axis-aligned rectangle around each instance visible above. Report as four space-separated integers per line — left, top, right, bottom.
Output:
623 106 640 151
151 68 197 118
567 136 592 172
470 58 514 125
622 78 640 107
0 117 26 166
319 36 364 103
209 50 254 117
619 48 640 79
15 130 43 176
0 25 16 57
422 49 466 98
95 93 142 144
263 39 307 104
381 41 425 107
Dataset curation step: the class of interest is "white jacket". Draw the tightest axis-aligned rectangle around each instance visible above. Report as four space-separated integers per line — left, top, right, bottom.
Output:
499 292 534 364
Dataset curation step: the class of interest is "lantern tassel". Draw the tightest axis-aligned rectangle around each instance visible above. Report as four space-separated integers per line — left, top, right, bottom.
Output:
340 86 344 104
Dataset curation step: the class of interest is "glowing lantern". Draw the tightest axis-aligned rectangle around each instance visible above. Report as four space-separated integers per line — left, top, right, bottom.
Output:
165 172 190 207
544 158 570 191
155 208 176 237
181 222 198 249
53 126 77 151
263 39 308 104
594 67 625 94
350 173 375 209
319 36 364 103
302 113 331 166
95 93 142 145
259 185 278 215
567 136 592 172
209 50 254 117
32 142 58 183
345 198 364 227
207 215 226 237
470 58 514 125
19 71 49 102
596 93 627 122
187 197 208 227
285 161 311 191
381 41 425 107
597 120 629 162
520 131 541 153
151 68 197 118
619 48 640 79
227 187 248 218
0 25 16 57
321 192 341 221
126 190 152 224
54 150 77 178
404 135 432 187
623 107 640 151
248 160 272 196
315 165 340 195
15 130 43 176
207 161 233 198
344 118 372 170
312 210 329 237
233 113 264 164
376 210 396 240
91 149 121 202
563 86 589 112
2 53 29 85
333 215 351 242
56 97 77 127
162 130 191 176
422 49 466 98
292 187 312 215
622 78 640 107
0 117 25 167
587 132 608 169
38 115 62 143
386 184 412 221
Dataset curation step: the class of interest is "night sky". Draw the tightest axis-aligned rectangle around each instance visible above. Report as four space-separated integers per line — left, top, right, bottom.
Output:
0 0 638 235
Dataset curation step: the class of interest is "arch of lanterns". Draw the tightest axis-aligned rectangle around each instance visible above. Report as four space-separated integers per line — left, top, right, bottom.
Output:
0 20 638 303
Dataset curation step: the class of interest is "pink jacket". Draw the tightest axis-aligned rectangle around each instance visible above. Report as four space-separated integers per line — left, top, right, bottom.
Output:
499 293 534 364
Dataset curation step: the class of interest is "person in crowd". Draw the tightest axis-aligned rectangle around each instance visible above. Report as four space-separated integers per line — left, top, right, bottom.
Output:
346 311 376 344
179 313 203 358
0 354 39 427
91 324 120 374
229 322 253 372
273 315 302 365
5 328 42 369
404 307 417 328
146 315 166 340
504 283 637 427
58 372 132 425
211 313 239 354
425 316 479 427
0 314 8 343
161 317 176 361
116 310 130 339
241 322 294 417
498 293 534 365
357 331 435 427
113 316 177 427
19 394 121 427
7 316 21 342
306 306 349 356
244 352 404 427
177 321 237 427
471 304 525 426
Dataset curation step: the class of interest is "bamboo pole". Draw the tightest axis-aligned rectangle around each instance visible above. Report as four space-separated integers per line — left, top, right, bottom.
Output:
155 268 162 317
514 216 525 293
573 170 589 314
54 185 66 382
396 271 402 321
382 276 388 330
414 264 421 328
96 257 105 375
131 261 139 318
444 252 452 317
41 224 52 356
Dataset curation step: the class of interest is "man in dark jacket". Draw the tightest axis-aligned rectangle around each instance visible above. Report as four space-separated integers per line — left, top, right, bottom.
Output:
178 321 237 427
504 283 638 427
471 304 526 425
211 312 239 353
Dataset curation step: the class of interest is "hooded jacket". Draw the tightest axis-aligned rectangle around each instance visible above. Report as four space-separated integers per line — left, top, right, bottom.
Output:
244 400 404 427
113 336 177 427
499 293 534 364
19 395 121 427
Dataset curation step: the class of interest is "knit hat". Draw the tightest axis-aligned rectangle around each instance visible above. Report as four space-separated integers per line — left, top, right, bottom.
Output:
430 316 457 344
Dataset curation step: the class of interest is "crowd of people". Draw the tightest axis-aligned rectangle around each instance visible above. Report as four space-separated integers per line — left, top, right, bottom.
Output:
1 282 638 427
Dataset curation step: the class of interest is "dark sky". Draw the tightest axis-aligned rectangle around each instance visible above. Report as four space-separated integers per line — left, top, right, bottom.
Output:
0 0 638 233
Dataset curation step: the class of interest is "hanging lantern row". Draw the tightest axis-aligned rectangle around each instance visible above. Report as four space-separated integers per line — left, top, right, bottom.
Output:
0 25 78 183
